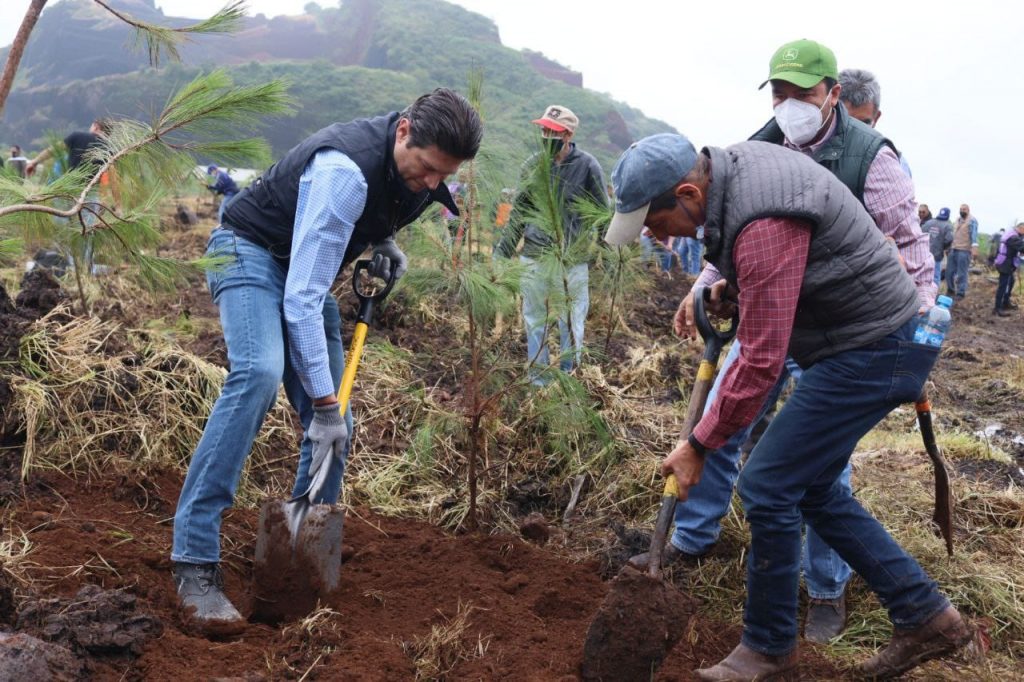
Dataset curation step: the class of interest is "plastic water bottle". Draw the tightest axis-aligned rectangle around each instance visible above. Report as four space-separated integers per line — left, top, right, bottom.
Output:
913 295 953 347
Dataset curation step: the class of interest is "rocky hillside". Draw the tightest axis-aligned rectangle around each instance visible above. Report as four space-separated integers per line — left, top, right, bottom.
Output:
0 0 674 174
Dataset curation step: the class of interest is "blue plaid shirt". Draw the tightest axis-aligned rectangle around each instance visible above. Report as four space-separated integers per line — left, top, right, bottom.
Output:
285 149 367 399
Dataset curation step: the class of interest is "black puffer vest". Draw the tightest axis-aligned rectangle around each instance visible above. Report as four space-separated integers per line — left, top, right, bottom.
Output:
224 113 458 264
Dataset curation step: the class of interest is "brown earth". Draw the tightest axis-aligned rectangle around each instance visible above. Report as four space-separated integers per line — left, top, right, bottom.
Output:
3 461 849 681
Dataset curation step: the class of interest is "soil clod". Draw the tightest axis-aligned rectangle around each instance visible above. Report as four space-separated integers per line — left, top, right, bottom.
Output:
581 565 697 681
16 584 163 657
0 631 84 682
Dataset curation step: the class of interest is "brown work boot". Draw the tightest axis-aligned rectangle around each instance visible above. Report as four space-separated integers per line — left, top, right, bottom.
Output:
804 593 847 643
627 543 702 572
857 606 972 679
696 642 799 681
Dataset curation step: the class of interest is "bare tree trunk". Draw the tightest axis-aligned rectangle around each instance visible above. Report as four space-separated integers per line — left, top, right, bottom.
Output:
0 0 48 119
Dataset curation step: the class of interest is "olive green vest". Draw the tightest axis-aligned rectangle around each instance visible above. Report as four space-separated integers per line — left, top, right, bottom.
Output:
748 102 895 203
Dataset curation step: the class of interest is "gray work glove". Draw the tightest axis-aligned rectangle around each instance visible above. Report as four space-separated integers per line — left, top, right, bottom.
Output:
369 237 408 280
304 403 348 503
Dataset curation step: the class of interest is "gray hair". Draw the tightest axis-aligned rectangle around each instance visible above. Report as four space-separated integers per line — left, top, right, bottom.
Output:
838 69 881 110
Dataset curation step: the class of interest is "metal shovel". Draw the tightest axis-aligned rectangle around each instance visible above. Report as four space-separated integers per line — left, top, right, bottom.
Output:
915 389 955 556
646 286 738 578
251 257 396 623
581 286 737 680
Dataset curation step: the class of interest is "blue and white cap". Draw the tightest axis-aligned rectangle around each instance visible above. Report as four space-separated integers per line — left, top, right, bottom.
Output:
605 133 698 245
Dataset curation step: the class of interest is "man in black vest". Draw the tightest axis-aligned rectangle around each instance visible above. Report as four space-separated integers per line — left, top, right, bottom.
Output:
632 40 934 644
170 89 482 636
607 133 969 682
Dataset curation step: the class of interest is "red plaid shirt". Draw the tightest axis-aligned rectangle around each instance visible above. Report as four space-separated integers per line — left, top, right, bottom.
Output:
692 217 811 451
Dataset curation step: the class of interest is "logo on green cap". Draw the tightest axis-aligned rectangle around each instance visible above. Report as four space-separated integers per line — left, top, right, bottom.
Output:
760 39 838 90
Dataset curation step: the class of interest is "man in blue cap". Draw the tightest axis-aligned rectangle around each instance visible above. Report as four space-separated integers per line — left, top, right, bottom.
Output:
630 39 935 644
206 164 240 224
606 133 969 681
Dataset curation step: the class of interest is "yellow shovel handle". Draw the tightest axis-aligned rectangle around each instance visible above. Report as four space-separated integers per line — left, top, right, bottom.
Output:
336 320 368 414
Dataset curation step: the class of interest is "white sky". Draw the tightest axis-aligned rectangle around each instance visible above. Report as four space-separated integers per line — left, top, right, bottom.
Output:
2 0 1021 231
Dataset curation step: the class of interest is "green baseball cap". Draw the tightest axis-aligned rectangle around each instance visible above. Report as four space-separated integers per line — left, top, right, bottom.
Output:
758 39 838 90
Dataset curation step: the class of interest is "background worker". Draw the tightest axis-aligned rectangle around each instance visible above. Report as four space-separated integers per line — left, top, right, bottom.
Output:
206 164 240 224
946 203 979 299
494 104 607 384
924 207 954 285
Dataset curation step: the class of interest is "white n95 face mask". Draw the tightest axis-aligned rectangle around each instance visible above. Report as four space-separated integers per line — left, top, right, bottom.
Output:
774 97 830 146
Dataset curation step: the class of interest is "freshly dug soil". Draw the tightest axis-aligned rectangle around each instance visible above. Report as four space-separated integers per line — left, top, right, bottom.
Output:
0 464 845 680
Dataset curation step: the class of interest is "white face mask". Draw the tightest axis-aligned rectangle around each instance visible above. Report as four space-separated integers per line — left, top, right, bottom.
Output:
774 96 831 146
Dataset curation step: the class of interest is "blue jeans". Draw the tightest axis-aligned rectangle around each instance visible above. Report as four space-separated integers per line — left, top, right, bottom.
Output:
172 228 351 564
682 237 703 274
217 193 237 225
932 256 944 286
520 256 588 382
670 340 852 600
641 236 673 272
737 318 947 655
995 271 1016 310
945 249 971 297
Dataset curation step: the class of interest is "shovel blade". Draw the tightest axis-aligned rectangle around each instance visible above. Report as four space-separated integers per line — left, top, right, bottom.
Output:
251 498 345 624
581 565 697 680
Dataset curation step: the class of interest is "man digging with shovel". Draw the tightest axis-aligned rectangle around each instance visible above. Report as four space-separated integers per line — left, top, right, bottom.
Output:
605 133 971 680
170 89 482 636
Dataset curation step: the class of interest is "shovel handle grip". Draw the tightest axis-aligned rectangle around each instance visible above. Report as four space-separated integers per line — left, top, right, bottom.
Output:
694 286 738 355
353 258 398 304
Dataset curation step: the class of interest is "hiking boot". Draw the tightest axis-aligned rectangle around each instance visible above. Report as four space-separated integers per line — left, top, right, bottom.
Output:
856 605 972 679
804 594 847 643
993 308 1010 317
627 543 703 572
696 642 799 681
173 561 246 637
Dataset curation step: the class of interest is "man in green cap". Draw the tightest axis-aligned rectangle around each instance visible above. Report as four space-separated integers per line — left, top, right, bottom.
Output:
643 38 936 645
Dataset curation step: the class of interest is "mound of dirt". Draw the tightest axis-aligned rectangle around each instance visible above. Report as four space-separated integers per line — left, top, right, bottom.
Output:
16 584 163 656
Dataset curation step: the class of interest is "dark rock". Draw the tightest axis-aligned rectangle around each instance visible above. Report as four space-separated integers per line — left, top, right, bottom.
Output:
175 204 199 226
0 632 84 681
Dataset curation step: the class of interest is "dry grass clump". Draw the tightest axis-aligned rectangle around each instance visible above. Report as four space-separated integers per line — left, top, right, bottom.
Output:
348 338 686 538
279 603 344 679
0 521 34 586
846 440 1024 672
8 303 296 504
401 601 489 681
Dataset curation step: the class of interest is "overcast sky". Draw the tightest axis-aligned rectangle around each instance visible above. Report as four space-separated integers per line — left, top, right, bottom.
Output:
2 0 1020 231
